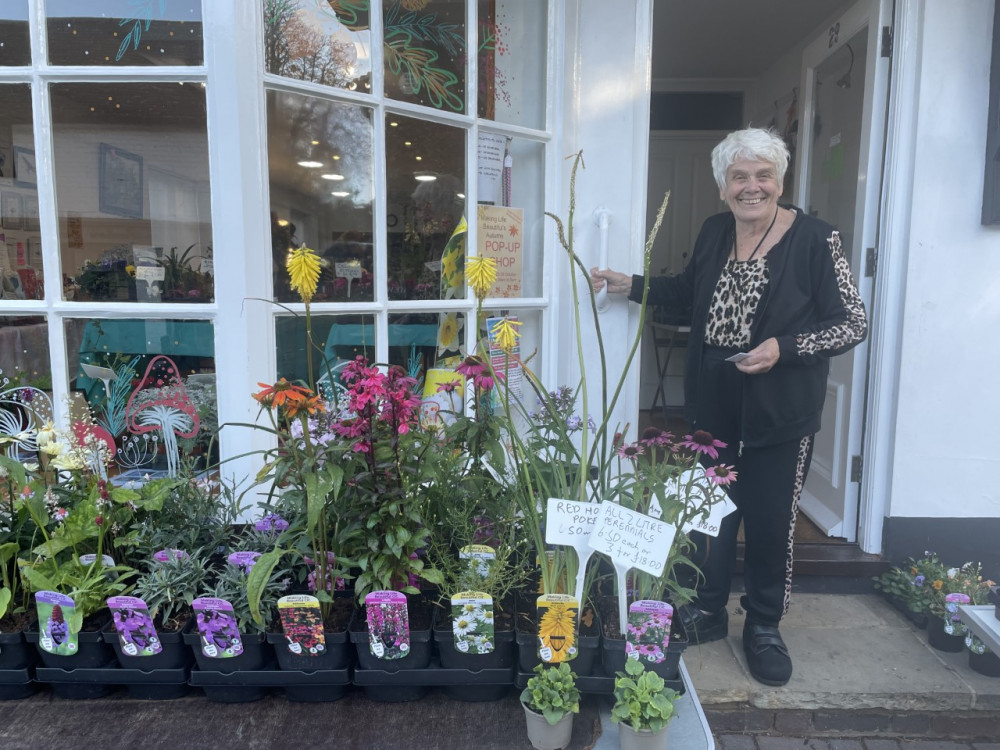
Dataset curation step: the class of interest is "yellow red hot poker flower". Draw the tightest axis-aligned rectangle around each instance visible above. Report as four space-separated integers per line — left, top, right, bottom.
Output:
466 255 497 300
489 316 522 353
286 245 322 302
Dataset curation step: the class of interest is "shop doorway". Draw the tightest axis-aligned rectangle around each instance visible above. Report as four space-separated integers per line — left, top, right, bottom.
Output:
645 0 890 550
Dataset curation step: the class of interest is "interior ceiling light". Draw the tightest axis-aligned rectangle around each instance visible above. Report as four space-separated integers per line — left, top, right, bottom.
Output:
332 155 341 160
456 193 465 199
389 121 398 127
331 191 350 197
414 174 437 182
297 160 323 168
321 173 345 181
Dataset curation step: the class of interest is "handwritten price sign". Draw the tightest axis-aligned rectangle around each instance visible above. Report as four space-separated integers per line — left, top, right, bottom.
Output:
546 498 602 603
648 466 737 538
588 501 675 577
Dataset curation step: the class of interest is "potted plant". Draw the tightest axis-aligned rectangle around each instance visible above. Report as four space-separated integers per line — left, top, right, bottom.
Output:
873 551 944 629
926 559 992 653
519 663 581 750
611 656 679 749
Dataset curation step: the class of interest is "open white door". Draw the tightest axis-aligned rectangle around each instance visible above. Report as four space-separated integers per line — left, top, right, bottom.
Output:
794 0 889 541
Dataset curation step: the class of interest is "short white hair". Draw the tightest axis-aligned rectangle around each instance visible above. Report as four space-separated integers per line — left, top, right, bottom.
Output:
711 128 790 192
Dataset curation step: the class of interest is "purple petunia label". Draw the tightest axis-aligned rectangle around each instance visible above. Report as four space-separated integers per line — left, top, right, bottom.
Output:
625 600 673 664
35 590 78 656
193 597 243 658
108 595 162 657
365 591 410 660
227 551 261 573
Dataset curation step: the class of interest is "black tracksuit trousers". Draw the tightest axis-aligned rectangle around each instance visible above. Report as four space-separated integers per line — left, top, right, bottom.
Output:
687 347 815 626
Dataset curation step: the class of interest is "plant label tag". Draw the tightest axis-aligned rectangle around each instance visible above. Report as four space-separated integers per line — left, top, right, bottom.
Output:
79 553 116 568
536 594 579 664
459 544 496 581
451 591 494 655
626 600 673 664
35 591 78 656
108 595 162 657
192 597 243 658
365 591 410 660
277 595 326 656
227 551 261 574
944 593 971 634
153 549 189 563
589 500 676 577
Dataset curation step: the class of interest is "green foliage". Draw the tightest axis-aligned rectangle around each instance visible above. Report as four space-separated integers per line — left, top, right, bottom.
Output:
874 552 998 618
21 559 136 629
204 553 293 634
132 550 212 626
610 657 679 733
519 663 581 726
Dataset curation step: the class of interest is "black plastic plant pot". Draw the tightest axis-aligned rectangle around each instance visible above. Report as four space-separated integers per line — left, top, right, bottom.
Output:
515 627 600 675
0 667 38 700
0 628 37 670
348 608 432 673
189 663 351 703
266 629 351 672
969 649 1000 678
34 661 119 699
183 630 271 673
103 619 194 671
25 619 115 669
926 616 966 653
600 633 688 682
432 607 517 672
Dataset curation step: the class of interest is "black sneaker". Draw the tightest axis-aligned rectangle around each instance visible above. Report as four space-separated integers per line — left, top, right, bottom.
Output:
742 620 792 686
675 605 728 644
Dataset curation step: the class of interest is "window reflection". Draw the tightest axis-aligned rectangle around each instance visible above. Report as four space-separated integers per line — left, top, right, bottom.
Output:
387 115 465 301
267 90 374 302
0 85 42 298
479 0 548 129
51 83 213 303
276 313 375 388
0 315 50 392
383 0 466 113
0 1 30 67
45 0 203 67
264 0 371 92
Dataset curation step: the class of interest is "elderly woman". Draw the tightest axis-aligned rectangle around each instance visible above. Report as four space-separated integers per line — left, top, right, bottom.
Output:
592 128 867 686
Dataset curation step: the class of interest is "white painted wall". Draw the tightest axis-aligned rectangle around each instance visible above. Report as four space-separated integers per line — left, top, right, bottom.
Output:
889 0 1000 518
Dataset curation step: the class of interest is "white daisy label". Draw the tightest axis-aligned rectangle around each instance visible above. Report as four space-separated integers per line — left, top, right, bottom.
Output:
459 545 496 580
451 591 494 655
589 500 675 577
626 600 673 664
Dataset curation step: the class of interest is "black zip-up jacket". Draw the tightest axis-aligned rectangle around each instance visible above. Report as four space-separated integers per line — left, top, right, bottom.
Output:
629 207 867 448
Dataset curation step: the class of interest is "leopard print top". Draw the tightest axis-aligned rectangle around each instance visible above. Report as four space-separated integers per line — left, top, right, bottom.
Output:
704 257 769 348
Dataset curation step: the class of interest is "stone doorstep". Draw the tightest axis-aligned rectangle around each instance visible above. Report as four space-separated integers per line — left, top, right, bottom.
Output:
703 705 1000 742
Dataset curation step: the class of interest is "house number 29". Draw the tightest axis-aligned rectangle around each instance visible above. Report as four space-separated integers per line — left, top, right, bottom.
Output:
828 22 840 48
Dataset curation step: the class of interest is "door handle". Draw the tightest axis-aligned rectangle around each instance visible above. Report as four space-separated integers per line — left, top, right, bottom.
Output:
593 207 612 313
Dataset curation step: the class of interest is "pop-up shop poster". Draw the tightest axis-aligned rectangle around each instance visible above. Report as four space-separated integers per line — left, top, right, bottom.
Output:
108 595 162 657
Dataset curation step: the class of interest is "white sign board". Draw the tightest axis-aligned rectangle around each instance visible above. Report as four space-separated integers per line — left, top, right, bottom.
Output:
588 500 676 577
545 498 602 546
649 466 737 538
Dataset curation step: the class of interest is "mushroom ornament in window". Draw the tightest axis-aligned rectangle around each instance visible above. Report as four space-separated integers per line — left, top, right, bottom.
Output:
124 356 200 477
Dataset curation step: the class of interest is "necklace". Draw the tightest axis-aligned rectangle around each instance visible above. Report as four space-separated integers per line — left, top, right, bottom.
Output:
732 208 779 262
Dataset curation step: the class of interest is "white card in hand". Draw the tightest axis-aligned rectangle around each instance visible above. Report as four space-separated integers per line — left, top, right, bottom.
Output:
725 352 751 363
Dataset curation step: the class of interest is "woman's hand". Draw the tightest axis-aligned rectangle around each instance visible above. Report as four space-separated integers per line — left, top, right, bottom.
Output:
590 267 632 295
734 337 780 374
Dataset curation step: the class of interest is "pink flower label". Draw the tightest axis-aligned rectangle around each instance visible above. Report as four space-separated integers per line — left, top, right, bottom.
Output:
365 591 410 660
625 600 674 665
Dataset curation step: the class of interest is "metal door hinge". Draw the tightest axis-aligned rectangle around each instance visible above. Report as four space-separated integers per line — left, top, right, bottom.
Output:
881 26 893 58
865 247 877 278
851 455 863 483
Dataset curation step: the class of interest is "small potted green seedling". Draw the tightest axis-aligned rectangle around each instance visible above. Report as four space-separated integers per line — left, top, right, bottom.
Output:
519 662 581 750
611 657 679 749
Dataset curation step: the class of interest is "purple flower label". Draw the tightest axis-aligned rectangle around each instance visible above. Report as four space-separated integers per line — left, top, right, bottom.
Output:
35 590 78 657
227 551 261 573
108 596 162 657
153 549 189 563
193 597 243 658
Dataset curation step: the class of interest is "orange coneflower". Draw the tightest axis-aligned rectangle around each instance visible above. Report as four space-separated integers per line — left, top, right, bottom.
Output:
253 378 311 410
284 393 326 418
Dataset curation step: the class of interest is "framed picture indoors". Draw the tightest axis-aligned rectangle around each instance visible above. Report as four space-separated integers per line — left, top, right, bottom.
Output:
98 142 144 219
24 195 40 232
12 146 36 188
1 191 23 230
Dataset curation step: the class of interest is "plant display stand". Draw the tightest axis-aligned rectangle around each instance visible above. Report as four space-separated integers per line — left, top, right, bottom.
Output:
590 658 714 750
959 605 1000 678
352 658 514 703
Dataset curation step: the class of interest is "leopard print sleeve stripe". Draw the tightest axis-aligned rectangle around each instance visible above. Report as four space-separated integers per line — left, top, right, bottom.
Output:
795 231 867 356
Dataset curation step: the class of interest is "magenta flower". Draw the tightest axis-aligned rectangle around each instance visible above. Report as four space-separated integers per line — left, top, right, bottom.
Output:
679 430 727 460
616 442 645 460
706 464 738 486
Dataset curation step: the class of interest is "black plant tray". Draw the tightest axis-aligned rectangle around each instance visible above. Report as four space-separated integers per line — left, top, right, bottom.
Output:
190 663 352 703
0 667 37 700
516 629 600 675
183 630 272 673
33 659 119 699
36 663 190 700
514 663 685 696
0 629 36 669
25 620 115 669
601 634 688 682
353 658 514 687
266 629 351 671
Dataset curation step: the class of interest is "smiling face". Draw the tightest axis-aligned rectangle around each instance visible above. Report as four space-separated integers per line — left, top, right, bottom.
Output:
721 158 783 227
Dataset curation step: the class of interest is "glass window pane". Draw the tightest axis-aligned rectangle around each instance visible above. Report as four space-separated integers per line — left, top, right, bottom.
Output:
479 0 547 129
383 0 466 113
0 2 30 66
0 84 43 298
0 314 51 392
51 83 213 303
475 134 544 297
45 0 203 67
67 317 217 473
267 91 374 302
276 313 375 388
387 115 465 301
264 0 371 93
390 311 463 370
